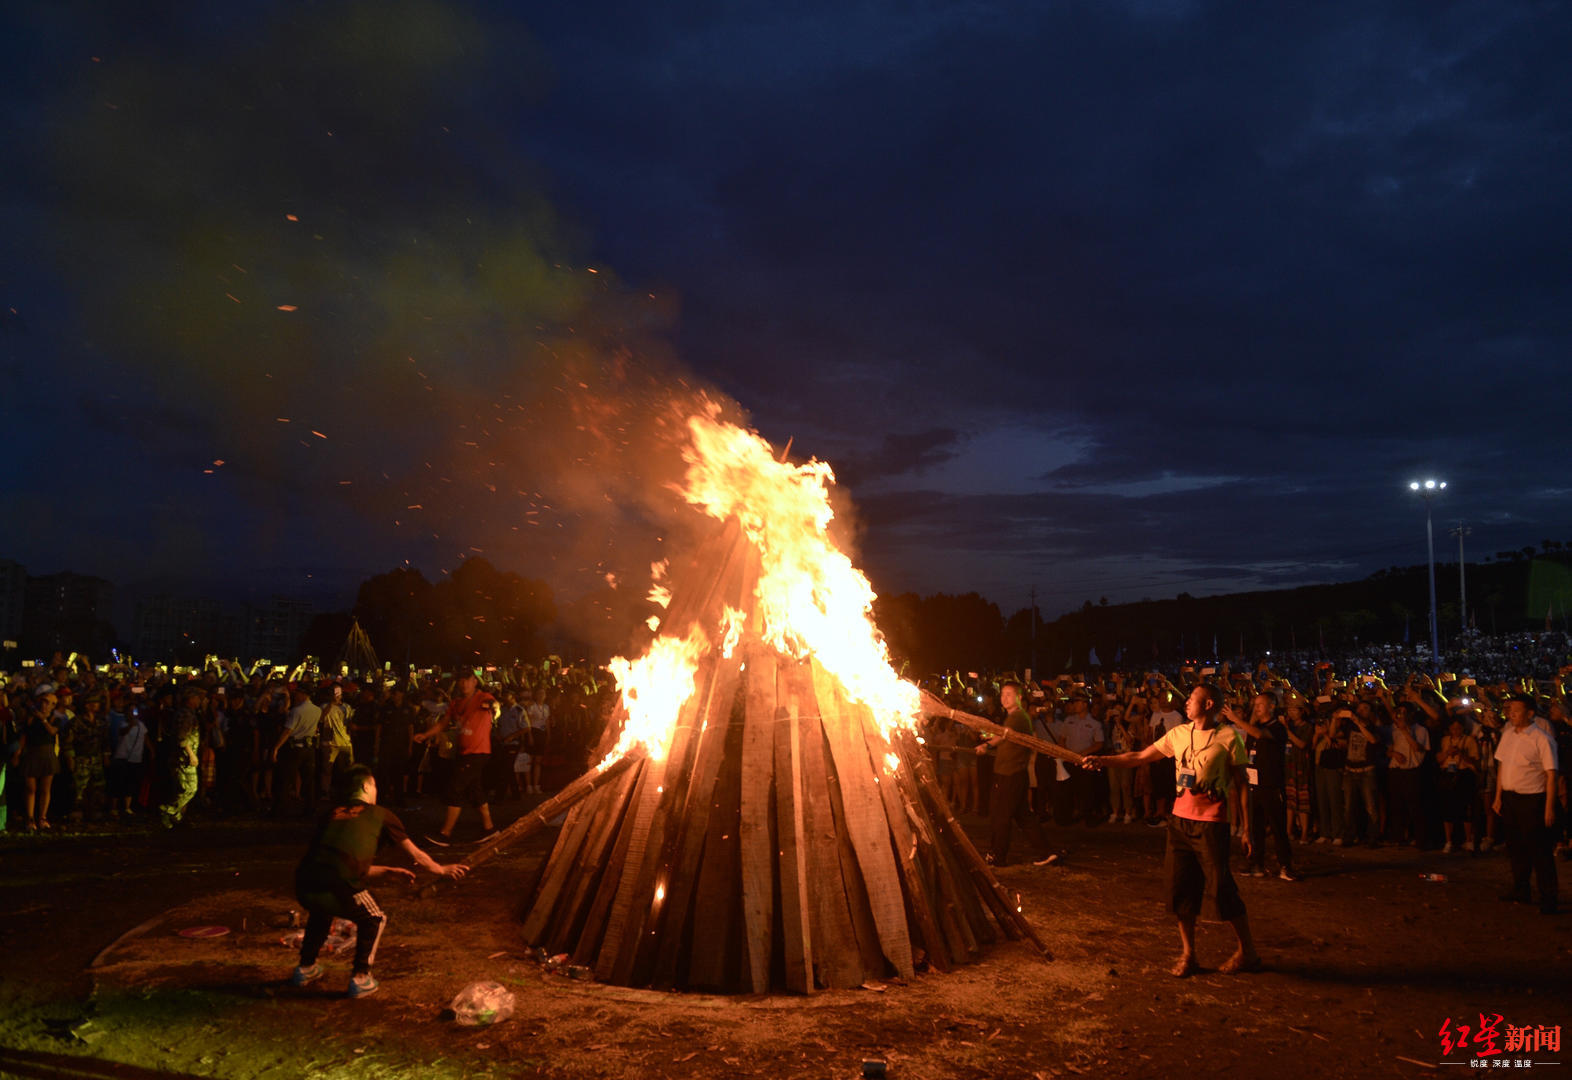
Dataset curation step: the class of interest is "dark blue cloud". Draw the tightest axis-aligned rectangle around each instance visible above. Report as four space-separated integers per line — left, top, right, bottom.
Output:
3 0 1569 624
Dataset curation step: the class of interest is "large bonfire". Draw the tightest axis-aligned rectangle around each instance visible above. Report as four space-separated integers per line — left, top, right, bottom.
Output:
509 405 1052 993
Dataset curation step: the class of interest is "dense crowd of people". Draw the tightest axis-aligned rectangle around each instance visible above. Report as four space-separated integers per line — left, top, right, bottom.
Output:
0 656 617 838
919 631 1569 918
4 632 1566 919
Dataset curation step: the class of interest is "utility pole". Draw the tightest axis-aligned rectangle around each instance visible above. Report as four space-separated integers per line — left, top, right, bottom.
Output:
1450 522 1471 633
1408 479 1446 671
1029 585 1038 675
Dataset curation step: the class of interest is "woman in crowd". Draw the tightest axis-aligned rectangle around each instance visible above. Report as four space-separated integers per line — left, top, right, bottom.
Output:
1313 710 1347 844
1437 716 1481 853
1105 705 1137 823
1283 700 1315 843
109 703 149 817
22 687 61 830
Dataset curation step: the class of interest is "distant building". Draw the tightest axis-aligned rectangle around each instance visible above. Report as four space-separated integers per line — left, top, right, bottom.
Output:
133 594 246 663
245 596 316 664
0 559 25 646
24 571 116 658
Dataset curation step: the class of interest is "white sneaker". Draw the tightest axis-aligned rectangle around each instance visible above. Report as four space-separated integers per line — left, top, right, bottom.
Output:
1443 842 1454 853
1480 838 1494 852
1123 814 1135 824
1107 813 1118 824
1315 836 1329 844
1332 838 1344 847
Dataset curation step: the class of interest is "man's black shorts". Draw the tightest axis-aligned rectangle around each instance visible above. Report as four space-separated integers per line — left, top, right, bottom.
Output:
1164 816 1246 922
446 753 489 807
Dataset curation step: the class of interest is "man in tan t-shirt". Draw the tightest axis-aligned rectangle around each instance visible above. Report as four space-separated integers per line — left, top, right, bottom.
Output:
1084 684 1261 977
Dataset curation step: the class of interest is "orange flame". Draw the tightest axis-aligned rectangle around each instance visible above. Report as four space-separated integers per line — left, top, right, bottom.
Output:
603 405 919 768
605 626 710 764
680 409 919 740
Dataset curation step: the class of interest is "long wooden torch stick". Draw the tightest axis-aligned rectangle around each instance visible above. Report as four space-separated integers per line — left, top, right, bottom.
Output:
918 690 1085 765
456 750 644 872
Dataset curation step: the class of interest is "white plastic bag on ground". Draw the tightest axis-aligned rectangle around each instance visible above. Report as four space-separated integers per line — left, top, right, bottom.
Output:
450 981 516 1026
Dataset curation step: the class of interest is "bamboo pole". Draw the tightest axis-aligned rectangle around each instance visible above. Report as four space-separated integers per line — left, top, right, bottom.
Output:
919 690 1084 765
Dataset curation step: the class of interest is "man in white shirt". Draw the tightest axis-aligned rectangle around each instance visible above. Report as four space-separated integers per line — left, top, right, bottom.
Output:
1494 694 1559 914
272 686 323 816
1385 704 1430 846
1050 692 1105 824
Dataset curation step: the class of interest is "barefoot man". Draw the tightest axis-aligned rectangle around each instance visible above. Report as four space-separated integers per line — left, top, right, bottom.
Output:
1083 684 1262 977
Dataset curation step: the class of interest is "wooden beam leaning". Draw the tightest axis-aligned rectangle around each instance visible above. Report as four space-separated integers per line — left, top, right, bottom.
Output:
540 763 642 955
919 689 1084 765
595 520 751 982
644 652 745 987
895 729 1053 961
737 644 779 994
793 676 872 988
772 683 814 993
462 751 643 872
810 660 915 980
851 706 950 973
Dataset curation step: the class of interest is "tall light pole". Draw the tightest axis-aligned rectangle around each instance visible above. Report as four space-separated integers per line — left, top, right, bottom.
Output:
1450 522 1471 634
1409 479 1447 671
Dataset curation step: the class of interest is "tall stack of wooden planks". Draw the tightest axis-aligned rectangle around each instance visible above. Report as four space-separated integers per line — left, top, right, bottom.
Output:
519 519 1051 992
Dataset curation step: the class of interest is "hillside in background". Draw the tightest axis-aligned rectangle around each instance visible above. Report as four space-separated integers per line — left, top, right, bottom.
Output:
875 545 1572 675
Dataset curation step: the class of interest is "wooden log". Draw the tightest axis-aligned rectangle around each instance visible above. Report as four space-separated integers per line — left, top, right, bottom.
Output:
539 762 642 955
593 520 752 981
793 679 872 988
771 684 814 993
810 660 915 980
851 705 950 973
685 698 747 989
818 712 892 981
571 758 660 966
737 644 778 993
919 689 1084 764
462 751 643 872
892 734 993 950
643 652 745 986
630 542 759 986
890 746 980 962
896 729 1053 961
519 710 630 935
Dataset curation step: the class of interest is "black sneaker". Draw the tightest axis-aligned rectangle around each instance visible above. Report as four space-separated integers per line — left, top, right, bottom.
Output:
1499 889 1531 904
426 832 453 848
477 827 500 843
1146 818 1166 828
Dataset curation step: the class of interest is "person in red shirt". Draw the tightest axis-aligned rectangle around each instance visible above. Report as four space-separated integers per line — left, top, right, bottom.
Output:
1083 684 1261 978
415 672 498 846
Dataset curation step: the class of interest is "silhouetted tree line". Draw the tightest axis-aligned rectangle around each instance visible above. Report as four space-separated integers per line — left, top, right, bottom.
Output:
876 550 1572 675
300 558 555 667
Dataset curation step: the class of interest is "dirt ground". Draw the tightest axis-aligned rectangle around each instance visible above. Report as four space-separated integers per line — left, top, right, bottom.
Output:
1 802 1568 1080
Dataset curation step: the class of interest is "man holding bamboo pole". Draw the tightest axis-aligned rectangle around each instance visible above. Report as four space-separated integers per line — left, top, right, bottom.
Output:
973 681 1059 868
1082 684 1261 977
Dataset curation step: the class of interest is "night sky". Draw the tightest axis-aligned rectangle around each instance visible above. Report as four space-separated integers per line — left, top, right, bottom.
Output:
4 1 1570 639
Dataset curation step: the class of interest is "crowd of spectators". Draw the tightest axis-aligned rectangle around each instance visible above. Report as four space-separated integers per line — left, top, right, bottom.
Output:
0 655 618 834
5 630 1567 872
917 630 1572 869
